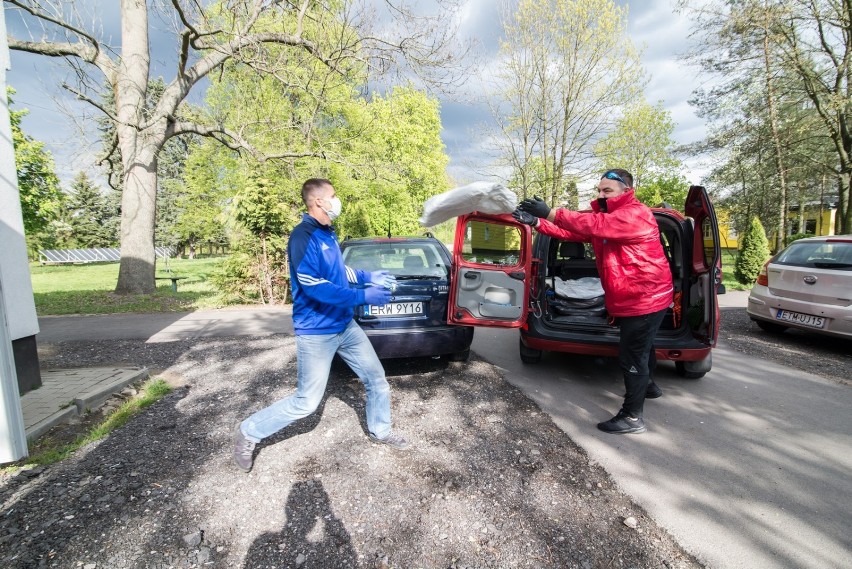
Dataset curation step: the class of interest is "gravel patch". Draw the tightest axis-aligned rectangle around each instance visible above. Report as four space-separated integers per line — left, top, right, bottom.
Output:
2 335 702 569
720 307 852 386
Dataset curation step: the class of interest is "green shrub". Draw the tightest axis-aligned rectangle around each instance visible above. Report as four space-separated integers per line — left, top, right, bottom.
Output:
734 216 771 285
786 232 811 245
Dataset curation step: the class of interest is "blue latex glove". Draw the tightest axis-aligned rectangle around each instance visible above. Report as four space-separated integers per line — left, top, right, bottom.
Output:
364 286 392 306
518 195 551 219
369 270 397 289
512 209 539 227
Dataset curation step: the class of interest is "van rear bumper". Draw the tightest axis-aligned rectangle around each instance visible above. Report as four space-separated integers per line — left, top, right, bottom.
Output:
520 334 712 362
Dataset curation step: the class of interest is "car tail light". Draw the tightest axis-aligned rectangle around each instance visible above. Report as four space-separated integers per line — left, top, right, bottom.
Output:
755 259 771 286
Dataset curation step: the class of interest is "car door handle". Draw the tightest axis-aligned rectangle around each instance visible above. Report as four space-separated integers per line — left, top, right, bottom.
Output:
463 271 479 279
509 271 525 280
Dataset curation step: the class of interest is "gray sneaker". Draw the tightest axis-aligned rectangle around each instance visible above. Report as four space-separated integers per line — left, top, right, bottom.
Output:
233 425 256 472
369 431 410 450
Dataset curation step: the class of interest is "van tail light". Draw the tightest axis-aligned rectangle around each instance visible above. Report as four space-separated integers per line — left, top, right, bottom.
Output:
755 259 771 286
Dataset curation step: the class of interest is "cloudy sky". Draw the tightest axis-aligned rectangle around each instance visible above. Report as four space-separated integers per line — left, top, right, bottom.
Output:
4 1 709 190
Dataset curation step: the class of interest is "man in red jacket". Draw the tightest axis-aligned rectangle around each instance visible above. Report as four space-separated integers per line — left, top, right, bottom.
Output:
514 169 673 434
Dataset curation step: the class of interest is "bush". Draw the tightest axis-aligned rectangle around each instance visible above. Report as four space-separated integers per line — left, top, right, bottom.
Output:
734 216 771 285
786 232 811 245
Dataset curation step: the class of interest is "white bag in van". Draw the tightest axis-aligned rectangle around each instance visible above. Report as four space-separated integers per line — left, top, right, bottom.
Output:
420 181 516 227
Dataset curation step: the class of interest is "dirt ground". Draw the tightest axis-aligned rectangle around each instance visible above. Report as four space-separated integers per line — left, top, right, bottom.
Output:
0 334 702 569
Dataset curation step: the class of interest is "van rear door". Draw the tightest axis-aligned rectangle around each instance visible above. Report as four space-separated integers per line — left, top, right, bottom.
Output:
448 213 532 328
684 185 722 346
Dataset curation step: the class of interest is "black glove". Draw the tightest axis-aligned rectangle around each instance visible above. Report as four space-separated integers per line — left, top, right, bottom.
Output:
518 195 551 219
512 209 539 227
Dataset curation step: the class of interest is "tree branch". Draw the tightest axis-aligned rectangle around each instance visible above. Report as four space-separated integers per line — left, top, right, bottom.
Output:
60 82 119 123
167 120 325 162
151 31 332 128
5 0 101 53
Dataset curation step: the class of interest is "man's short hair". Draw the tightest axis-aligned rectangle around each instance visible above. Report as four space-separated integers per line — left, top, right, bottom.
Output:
602 168 634 187
301 178 333 206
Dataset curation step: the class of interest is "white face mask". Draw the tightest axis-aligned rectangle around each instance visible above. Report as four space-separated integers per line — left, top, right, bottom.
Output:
321 196 342 221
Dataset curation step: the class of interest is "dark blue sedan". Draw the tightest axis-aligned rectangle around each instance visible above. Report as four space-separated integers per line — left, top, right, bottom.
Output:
340 236 474 360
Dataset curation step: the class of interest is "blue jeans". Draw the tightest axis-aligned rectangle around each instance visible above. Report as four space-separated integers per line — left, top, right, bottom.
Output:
241 320 392 443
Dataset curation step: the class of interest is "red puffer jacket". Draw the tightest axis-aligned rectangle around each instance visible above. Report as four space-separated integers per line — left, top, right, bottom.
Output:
535 190 673 317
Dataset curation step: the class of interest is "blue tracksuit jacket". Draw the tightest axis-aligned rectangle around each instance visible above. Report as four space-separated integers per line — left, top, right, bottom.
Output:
288 214 370 335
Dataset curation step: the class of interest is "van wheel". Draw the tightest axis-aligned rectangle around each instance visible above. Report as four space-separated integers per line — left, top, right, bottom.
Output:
754 319 788 334
519 339 542 364
675 361 706 379
448 349 470 362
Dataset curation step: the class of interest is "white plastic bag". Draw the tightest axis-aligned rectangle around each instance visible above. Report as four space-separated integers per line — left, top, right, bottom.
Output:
419 181 516 227
553 277 604 300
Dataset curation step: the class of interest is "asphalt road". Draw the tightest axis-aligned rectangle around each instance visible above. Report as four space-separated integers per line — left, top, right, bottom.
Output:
37 294 851 569
471 294 852 569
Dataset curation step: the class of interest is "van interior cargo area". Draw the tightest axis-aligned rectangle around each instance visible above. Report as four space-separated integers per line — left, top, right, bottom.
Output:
538 216 687 334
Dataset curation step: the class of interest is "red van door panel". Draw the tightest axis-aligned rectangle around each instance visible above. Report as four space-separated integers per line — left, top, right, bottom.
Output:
684 185 722 346
448 213 532 328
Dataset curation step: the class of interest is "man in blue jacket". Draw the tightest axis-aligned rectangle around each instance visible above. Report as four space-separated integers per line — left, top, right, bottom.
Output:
234 178 408 472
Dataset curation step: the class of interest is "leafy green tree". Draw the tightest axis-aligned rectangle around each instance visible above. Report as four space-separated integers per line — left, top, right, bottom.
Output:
65 172 118 248
489 0 644 208
594 100 682 188
9 88 63 240
680 0 848 244
635 173 691 210
7 0 463 294
229 176 299 304
735 216 771 285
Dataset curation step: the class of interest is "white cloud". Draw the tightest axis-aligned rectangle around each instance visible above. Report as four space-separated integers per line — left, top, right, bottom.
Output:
6 0 712 188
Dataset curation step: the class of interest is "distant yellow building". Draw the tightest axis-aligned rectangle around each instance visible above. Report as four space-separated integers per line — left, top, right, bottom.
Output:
708 200 839 251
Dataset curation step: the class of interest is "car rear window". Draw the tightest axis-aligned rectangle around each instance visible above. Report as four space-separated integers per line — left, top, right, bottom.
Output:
775 241 852 270
342 242 449 277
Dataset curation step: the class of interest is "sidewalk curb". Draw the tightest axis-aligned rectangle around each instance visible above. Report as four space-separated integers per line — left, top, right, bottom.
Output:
23 367 150 441
74 367 150 414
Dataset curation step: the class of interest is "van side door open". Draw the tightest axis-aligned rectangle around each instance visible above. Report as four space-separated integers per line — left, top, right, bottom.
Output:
448 213 532 328
684 185 723 346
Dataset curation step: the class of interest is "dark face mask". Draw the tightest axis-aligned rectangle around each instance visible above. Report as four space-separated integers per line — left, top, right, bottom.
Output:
597 197 608 212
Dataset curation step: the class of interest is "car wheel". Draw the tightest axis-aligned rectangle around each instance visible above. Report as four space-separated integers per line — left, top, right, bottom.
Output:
448 349 470 362
519 339 542 364
675 361 706 379
754 319 788 334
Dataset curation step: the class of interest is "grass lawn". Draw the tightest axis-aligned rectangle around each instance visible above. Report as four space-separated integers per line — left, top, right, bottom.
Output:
30 257 229 315
720 249 753 291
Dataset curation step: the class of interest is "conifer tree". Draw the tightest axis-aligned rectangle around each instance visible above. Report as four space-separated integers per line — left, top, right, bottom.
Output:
66 172 117 248
734 216 771 285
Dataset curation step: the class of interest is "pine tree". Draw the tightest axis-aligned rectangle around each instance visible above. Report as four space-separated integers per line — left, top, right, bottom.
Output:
66 172 118 248
734 216 771 285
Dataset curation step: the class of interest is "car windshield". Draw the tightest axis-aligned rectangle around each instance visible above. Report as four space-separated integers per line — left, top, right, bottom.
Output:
775 241 852 270
342 242 449 278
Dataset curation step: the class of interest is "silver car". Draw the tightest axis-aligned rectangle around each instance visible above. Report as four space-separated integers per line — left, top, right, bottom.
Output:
747 235 852 338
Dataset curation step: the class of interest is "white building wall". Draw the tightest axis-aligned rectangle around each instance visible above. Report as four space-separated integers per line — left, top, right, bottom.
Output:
0 6 39 341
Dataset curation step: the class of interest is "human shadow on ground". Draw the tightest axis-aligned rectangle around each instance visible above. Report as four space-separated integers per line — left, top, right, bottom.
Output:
242 479 356 568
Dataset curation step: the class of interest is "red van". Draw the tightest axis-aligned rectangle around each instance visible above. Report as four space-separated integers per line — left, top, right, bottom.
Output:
446 185 724 378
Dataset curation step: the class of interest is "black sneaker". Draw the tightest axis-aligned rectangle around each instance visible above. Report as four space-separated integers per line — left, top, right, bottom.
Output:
646 382 663 399
233 425 257 472
597 411 646 434
369 431 410 450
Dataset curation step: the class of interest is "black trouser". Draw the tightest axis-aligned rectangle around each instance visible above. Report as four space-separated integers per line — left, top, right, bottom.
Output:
617 307 668 418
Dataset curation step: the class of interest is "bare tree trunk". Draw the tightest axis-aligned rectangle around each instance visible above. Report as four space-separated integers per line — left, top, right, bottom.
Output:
762 8 789 250
839 172 851 234
115 0 156 294
116 145 158 293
